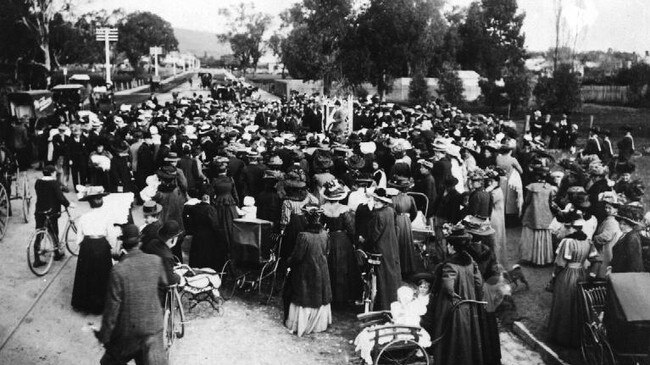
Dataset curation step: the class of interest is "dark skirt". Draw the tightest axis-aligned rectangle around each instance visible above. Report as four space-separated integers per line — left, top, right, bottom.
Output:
547 267 586 347
327 231 361 305
71 237 113 314
395 214 418 278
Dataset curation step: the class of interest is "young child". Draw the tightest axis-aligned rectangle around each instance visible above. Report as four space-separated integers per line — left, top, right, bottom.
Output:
239 196 257 220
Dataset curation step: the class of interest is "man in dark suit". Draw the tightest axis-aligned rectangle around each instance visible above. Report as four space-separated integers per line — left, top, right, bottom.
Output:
68 124 89 190
95 224 168 365
34 165 71 264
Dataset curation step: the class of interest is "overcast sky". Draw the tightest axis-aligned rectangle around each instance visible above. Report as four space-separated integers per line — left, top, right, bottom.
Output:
76 0 650 54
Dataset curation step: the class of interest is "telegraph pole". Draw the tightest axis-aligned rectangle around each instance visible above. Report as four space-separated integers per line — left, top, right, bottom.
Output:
95 28 118 84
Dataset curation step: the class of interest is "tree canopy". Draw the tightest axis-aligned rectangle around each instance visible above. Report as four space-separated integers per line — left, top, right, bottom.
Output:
116 11 178 72
217 3 271 75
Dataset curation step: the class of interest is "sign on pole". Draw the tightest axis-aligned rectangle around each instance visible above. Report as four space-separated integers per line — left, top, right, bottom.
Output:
95 28 118 84
149 47 163 77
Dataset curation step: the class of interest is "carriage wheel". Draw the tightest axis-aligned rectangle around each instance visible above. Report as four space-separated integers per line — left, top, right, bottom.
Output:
374 339 430 365
581 323 606 365
64 221 80 256
0 184 8 241
27 230 56 276
258 260 278 304
219 260 238 300
21 173 31 223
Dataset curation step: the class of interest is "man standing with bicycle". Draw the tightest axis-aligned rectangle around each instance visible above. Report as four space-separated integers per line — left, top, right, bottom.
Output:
96 224 169 365
34 165 71 266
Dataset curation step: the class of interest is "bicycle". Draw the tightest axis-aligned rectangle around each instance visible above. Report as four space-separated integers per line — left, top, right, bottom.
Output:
163 283 186 351
355 249 382 313
26 207 78 276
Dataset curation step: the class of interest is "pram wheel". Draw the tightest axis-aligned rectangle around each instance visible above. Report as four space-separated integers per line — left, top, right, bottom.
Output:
373 339 430 365
220 260 238 300
259 260 279 304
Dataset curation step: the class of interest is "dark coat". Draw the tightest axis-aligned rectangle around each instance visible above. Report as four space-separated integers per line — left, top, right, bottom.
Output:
421 252 485 365
141 237 181 287
617 135 635 161
34 177 69 213
184 202 226 271
288 230 332 308
98 249 167 346
243 163 267 198
368 205 401 311
434 188 463 224
465 189 492 218
414 174 437 218
611 230 644 273
432 158 452 199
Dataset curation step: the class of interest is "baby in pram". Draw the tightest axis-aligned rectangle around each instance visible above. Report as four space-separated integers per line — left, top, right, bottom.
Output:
354 284 432 364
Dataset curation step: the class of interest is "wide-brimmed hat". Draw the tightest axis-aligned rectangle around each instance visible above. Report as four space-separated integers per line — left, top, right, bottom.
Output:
573 193 591 209
267 155 283 168
77 186 108 202
463 215 495 236
157 220 184 242
372 188 393 204
431 139 450 152
599 191 621 208
446 225 473 248
323 181 349 201
614 204 645 226
142 200 163 216
164 152 180 162
156 165 178 179
263 169 282 180
387 176 415 190
410 272 434 284
301 204 323 216
616 161 636 175
347 154 365 170
284 171 306 189
418 159 433 170
468 169 487 181
314 154 334 170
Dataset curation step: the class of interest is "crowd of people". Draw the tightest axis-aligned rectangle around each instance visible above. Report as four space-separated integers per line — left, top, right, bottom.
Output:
5 76 650 365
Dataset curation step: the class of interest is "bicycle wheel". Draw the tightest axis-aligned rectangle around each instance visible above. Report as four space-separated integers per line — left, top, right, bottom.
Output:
0 184 8 241
27 230 55 276
21 173 31 223
64 221 79 256
173 287 185 339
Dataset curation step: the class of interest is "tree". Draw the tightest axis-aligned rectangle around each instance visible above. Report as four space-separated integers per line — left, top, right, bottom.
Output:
218 3 271 76
438 62 465 106
267 32 286 77
533 63 581 113
503 66 532 110
409 69 430 105
116 11 178 73
281 0 353 95
342 0 446 98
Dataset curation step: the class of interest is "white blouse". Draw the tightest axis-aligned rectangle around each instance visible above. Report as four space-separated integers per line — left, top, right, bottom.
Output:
75 208 112 245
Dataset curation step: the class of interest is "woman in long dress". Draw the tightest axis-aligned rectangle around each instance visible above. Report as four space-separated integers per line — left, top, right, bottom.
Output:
285 205 332 337
547 216 598 347
520 167 557 265
420 227 485 365
209 157 239 255
495 139 523 224
321 181 360 306
153 165 187 260
486 168 508 268
71 187 113 314
367 188 401 311
388 176 419 278
184 183 226 271
279 170 318 263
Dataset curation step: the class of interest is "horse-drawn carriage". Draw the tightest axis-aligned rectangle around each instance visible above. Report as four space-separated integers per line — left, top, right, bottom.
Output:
0 146 32 240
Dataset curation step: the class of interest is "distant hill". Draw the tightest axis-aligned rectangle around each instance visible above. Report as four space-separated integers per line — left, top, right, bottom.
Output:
174 28 232 58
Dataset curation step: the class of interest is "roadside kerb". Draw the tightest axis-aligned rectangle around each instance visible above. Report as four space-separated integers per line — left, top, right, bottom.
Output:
511 321 570 365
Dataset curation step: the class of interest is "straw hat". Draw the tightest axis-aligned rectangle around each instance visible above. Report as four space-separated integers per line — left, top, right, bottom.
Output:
463 215 495 236
372 188 393 204
387 176 415 190
323 181 350 201
614 204 645 226
77 186 108 202
142 200 163 215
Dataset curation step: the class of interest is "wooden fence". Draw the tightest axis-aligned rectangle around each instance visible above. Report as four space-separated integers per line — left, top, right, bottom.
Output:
581 85 630 104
